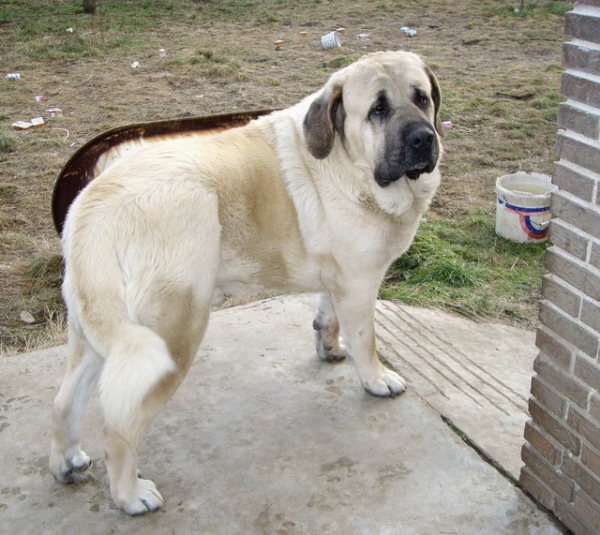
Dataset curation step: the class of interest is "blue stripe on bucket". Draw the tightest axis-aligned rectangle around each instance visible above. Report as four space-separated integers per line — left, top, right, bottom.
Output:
524 218 548 236
497 199 550 213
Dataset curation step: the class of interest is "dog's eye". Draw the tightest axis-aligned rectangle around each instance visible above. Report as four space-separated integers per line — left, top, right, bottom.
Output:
415 92 429 109
369 101 389 120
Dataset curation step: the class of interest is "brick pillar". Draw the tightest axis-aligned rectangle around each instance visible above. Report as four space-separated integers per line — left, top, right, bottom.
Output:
519 2 600 534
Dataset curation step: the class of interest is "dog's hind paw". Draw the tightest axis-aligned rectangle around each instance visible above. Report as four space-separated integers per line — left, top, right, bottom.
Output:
117 478 164 516
52 450 94 484
317 343 347 363
314 329 347 363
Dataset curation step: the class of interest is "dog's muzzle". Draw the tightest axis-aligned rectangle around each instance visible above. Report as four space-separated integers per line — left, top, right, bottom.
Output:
404 124 437 180
375 121 439 187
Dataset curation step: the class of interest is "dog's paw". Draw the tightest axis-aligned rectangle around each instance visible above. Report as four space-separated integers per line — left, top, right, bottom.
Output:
362 368 407 397
117 478 164 516
52 450 94 484
317 342 347 363
314 328 347 363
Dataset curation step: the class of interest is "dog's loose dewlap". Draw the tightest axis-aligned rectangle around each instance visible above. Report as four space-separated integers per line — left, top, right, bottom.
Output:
50 51 443 515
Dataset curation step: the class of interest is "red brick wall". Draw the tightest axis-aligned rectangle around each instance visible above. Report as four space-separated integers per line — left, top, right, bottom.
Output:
519 2 600 534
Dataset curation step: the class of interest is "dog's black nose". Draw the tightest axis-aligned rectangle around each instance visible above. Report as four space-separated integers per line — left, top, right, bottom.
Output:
407 125 434 151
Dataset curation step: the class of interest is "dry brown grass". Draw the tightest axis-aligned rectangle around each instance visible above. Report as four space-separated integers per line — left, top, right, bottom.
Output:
0 0 568 354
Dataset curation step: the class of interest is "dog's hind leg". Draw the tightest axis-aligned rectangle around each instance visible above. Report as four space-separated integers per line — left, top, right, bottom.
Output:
100 305 210 515
99 325 175 515
50 323 103 484
313 291 347 362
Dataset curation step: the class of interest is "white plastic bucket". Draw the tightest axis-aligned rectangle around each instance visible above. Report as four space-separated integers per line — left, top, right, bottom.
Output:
495 172 558 243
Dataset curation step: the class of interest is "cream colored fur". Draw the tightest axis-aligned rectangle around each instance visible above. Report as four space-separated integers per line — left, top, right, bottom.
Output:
50 51 443 515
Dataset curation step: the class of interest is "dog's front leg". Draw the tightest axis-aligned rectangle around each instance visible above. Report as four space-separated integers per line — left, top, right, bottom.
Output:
329 284 406 397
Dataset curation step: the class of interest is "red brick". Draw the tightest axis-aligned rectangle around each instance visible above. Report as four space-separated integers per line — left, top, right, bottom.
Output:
524 419 564 466
543 249 585 297
539 299 600 359
548 218 589 262
553 160 598 204
592 241 600 270
536 326 574 370
529 398 581 455
521 443 574 502
519 466 555 510
567 405 600 452
562 454 600 504
556 130 600 175
535 354 589 409
563 40 600 78
531 375 567 418
541 273 582 318
555 496 597 535
558 100 600 140
565 11 600 45
581 298 600 333
575 354 600 392
562 71 600 108
545 246 600 303
582 443 600 479
574 489 600 532
590 393 600 421
552 192 600 242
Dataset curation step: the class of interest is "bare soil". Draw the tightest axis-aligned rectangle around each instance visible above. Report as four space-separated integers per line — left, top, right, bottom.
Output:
0 1 566 353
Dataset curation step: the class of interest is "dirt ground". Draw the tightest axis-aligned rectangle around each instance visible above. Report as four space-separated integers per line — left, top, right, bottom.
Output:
0 1 567 353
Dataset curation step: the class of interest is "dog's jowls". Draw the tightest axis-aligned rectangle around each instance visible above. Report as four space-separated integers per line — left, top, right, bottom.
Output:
50 50 443 515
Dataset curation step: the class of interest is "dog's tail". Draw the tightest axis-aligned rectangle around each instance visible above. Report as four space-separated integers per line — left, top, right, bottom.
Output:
62 227 177 445
98 323 176 444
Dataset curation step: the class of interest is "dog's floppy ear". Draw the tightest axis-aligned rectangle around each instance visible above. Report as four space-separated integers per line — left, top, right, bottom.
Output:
303 84 344 159
426 66 444 137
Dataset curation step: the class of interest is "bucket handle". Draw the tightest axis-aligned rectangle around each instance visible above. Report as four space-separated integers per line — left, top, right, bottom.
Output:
498 199 551 239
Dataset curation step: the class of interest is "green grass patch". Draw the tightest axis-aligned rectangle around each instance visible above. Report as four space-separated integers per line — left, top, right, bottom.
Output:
320 55 363 71
0 0 310 59
0 131 18 152
0 0 189 58
380 209 547 326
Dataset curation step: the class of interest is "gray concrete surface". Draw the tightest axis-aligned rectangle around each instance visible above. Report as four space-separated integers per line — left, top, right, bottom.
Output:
0 295 565 534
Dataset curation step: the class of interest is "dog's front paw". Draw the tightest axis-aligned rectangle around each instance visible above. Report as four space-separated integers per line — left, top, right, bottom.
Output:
51 450 94 484
362 367 407 397
116 477 164 516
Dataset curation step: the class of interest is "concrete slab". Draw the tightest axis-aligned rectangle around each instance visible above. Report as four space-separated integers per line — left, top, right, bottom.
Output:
375 300 537 480
0 295 563 534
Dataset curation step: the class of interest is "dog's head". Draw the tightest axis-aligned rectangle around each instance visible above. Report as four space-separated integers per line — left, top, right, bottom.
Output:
303 51 443 188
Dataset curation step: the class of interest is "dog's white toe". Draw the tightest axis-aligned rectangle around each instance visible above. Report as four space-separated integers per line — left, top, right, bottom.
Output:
363 368 407 397
118 478 164 516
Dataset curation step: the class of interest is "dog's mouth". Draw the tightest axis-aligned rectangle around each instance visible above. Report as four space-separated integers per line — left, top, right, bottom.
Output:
375 158 437 187
405 163 433 181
